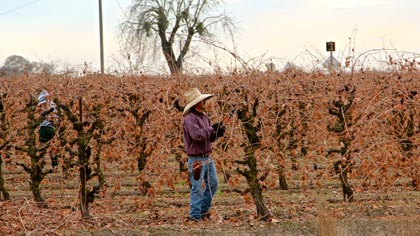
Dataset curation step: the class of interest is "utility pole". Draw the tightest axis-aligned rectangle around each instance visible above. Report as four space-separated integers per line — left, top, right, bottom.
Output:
98 0 104 74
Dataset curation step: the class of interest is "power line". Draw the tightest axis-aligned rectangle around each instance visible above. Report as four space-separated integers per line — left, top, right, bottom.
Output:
115 0 124 13
115 0 128 18
0 0 40 17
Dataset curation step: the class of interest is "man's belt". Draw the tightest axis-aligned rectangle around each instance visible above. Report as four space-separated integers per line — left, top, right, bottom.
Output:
189 153 210 157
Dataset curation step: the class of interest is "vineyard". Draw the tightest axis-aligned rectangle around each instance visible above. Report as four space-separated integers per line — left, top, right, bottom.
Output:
0 71 420 235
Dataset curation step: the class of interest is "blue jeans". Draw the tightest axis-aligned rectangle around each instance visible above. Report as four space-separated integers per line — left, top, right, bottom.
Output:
188 157 218 220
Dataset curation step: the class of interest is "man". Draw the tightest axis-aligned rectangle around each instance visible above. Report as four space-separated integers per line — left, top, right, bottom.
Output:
182 88 225 221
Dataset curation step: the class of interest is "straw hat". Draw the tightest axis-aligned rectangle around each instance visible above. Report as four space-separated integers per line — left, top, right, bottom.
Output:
183 88 214 115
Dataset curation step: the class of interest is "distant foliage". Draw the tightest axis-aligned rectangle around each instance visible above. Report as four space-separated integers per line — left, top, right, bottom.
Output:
0 55 33 76
0 55 55 77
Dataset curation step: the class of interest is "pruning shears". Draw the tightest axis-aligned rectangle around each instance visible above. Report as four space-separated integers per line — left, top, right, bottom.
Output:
221 108 235 124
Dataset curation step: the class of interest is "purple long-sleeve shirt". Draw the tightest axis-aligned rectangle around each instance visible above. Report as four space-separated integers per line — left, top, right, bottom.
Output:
183 109 214 156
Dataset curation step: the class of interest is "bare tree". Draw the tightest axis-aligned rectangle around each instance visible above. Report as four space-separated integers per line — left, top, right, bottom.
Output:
120 0 235 75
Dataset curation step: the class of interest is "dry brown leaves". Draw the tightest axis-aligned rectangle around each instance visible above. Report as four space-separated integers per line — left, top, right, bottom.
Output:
1 71 420 234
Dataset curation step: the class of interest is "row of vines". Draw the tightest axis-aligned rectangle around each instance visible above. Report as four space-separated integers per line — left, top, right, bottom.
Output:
0 71 419 222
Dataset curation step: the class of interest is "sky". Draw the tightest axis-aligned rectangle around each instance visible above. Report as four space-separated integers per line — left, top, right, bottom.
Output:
1 0 419 72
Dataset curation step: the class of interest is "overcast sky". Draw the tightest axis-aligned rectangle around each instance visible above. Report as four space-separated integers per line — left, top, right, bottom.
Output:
1 0 419 71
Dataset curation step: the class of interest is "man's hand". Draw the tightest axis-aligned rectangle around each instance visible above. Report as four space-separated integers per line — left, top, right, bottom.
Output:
211 122 226 141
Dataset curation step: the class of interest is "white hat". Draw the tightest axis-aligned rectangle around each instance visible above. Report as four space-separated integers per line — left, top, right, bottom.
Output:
183 88 214 115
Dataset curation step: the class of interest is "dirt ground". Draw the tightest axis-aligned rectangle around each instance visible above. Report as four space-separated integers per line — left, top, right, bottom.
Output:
1 168 420 236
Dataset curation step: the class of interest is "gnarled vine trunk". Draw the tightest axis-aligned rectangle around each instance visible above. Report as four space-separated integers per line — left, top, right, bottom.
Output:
0 93 10 200
55 98 104 219
16 97 56 207
236 94 270 221
327 87 356 202
0 156 10 200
